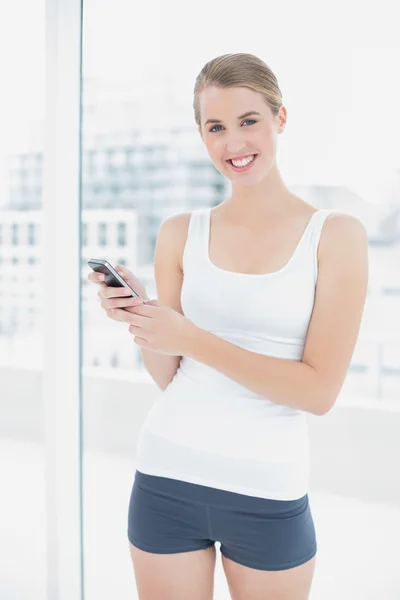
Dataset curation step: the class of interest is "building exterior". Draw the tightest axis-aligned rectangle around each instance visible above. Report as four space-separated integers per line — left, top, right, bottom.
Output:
1 84 399 382
0 208 145 369
0 118 228 370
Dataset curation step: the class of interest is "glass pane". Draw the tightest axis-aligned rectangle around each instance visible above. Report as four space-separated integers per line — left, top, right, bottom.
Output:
81 2 400 599
0 2 46 599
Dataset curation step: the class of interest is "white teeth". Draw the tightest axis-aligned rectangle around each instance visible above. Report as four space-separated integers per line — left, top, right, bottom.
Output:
231 155 255 167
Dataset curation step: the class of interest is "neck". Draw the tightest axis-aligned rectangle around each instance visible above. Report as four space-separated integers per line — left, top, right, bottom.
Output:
224 163 299 222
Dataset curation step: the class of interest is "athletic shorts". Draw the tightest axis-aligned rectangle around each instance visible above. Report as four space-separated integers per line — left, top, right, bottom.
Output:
127 470 317 571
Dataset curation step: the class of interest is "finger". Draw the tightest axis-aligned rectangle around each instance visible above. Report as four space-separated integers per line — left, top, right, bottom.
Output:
124 302 151 314
88 271 106 284
101 296 144 310
98 285 136 299
128 326 148 345
108 307 142 325
115 265 126 276
106 309 118 321
127 324 142 335
106 308 126 322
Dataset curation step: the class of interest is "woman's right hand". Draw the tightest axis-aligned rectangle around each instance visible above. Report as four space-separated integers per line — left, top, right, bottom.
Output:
88 263 153 322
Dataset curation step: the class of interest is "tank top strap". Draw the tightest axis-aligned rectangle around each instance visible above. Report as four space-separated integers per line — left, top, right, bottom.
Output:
307 208 337 242
182 208 209 273
305 208 345 280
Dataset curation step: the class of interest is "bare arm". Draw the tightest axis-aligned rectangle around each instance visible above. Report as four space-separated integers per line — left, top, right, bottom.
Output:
140 212 191 391
184 214 369 415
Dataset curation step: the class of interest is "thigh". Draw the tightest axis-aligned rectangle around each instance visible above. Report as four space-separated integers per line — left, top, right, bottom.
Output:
215 493 317 570
213 493 317 599
129 543 217 600
222 552 316 600
127 471 217 599
127 470 215 554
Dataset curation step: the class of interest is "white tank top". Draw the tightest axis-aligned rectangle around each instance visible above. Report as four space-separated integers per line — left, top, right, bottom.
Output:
135 206 340 500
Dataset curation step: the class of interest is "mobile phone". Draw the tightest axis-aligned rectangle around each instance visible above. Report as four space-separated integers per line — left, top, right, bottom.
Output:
87 259 139 298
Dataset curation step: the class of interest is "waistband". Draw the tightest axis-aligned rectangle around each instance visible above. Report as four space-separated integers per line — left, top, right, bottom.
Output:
134 470 308 514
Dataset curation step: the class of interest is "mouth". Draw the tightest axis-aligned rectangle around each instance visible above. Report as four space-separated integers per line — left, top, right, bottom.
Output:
226 154 258 172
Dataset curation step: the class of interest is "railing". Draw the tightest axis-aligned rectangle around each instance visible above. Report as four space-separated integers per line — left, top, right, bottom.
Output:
1 363 400 507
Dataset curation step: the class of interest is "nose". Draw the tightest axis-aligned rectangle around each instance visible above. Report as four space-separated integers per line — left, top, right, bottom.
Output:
225 136 248 157
227 145 247 154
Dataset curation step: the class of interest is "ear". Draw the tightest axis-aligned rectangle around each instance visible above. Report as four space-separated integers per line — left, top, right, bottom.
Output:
277 105 287 132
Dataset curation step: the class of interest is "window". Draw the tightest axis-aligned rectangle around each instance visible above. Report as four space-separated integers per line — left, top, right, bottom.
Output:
117 221 126 246
82 222 88 246
28 222 36 245
77 6 400 600
98 222 107 246
11 223 19 245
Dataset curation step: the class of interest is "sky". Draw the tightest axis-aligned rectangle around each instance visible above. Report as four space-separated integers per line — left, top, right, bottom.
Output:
0 0 399 205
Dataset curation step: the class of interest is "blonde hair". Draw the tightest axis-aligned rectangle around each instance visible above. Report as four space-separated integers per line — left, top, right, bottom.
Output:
193 53 283 128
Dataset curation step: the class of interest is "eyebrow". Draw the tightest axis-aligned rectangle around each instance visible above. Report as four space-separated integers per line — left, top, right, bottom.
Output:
204 111 262 127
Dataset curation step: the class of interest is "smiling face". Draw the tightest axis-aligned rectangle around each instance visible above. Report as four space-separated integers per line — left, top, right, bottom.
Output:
198 85 286 185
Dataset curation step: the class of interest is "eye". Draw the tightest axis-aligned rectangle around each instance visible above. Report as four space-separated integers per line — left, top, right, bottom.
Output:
209 119 257 133
209 124 223 133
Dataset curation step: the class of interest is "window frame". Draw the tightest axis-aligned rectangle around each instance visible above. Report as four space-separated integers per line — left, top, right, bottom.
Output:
44 1 84 598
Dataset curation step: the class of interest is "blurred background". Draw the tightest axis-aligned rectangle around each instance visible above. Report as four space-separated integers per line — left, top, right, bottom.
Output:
0 0 399 598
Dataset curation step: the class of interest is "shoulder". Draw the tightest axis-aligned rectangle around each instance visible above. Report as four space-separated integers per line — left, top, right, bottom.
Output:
159 211 192 232
322 211 368 236
318 211 369 267
157 211 195 271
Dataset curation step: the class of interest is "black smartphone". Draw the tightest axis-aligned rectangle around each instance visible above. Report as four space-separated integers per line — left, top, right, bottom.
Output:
87 259 139 298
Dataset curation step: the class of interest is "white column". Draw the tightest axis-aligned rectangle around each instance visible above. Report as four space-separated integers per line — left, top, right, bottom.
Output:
43 1 83 599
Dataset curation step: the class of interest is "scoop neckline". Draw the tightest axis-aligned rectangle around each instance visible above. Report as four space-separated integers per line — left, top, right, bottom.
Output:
204 207 325 278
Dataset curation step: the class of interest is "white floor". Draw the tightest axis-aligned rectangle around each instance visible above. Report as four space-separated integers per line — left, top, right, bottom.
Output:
1 439 399 600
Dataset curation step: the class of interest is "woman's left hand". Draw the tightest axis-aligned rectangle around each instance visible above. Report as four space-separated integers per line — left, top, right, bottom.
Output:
114 299 197 356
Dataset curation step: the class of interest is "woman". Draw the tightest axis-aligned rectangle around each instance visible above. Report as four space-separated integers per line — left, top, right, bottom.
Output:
89 53 368 599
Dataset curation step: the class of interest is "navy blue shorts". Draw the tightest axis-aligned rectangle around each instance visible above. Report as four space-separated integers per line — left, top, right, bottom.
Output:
127 470 317 571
